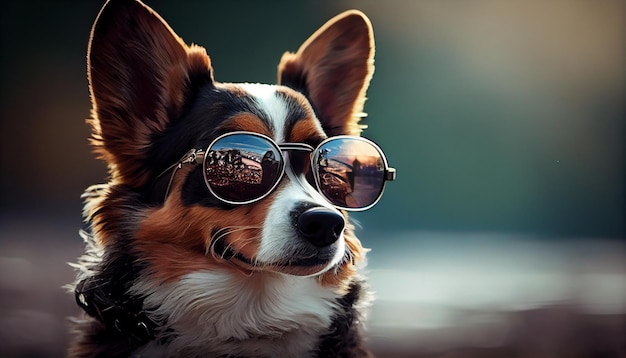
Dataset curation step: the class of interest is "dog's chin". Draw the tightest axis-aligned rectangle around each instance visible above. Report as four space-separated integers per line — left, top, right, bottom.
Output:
214 240 343 277
253 261 333 277
268 252 341 277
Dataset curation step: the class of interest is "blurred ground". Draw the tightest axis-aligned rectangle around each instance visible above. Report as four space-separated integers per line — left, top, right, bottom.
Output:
364 232 625 357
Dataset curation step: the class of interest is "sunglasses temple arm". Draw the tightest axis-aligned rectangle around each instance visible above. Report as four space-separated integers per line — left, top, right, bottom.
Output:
163 163 183 199
162 149 204 200
385 167 396 181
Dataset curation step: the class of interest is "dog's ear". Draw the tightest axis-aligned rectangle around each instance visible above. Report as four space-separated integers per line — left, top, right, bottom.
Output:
278 10 374 136
88 0 213 187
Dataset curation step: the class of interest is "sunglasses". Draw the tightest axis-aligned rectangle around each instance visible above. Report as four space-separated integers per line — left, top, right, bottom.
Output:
159 131 396 211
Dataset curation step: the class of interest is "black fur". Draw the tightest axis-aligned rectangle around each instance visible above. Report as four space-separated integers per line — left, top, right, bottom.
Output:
146 85 267 192
70 222 149 356
315 282 372 358
146 84 284 207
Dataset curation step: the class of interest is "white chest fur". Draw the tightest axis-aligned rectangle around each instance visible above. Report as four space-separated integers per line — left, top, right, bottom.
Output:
131 271 341 357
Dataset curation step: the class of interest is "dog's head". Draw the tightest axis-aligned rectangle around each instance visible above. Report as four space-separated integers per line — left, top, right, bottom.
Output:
85 0 386 293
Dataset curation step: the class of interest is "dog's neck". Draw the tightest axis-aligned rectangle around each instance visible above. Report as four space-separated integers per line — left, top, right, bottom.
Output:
71 229 371 357
130 270 356 357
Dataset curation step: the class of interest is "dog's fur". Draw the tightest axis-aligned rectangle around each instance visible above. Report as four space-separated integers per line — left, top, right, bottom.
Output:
69 0 377 357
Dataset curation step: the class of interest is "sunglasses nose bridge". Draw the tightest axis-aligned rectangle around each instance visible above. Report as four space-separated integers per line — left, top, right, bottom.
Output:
282 155 327 200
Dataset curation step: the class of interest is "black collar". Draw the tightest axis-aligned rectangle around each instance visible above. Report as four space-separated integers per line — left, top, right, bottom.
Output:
75 276 156 345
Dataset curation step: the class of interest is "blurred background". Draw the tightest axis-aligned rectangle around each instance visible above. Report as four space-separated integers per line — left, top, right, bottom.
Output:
1 0 624 357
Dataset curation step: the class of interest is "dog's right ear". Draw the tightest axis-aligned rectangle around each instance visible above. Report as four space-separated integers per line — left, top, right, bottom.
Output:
88 0 214 188
278 10 374 137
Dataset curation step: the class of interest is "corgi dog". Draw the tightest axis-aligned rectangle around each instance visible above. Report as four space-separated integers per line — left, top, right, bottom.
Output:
69 0 395 357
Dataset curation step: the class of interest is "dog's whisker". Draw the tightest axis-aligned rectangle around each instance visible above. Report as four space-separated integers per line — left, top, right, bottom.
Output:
205 226 264 266
212 226 261 242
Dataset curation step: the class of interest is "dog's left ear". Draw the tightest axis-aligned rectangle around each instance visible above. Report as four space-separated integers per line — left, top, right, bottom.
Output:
278 10 374 136
88 0 213 188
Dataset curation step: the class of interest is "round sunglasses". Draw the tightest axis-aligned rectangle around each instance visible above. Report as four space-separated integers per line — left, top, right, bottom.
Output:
158 131 396 211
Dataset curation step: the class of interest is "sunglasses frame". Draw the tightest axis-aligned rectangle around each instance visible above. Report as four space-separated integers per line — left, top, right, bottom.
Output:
159 131 396 211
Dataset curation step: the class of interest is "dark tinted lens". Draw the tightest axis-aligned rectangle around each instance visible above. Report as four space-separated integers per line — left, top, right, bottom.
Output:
204 134 283 203
314 138 386 209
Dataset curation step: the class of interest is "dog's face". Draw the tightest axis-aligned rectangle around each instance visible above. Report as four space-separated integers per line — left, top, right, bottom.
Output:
86 0 375 293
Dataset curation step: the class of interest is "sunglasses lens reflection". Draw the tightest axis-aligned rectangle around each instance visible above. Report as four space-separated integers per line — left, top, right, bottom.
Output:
314 138 386 209
204 134 282 203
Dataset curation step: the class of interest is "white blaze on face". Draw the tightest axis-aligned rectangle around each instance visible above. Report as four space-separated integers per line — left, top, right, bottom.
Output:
238 83 346 274
238 83 287 143
259 177 346 275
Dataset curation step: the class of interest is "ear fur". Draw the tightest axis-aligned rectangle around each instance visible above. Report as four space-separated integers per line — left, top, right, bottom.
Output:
88 0 213 187
278 10 375 137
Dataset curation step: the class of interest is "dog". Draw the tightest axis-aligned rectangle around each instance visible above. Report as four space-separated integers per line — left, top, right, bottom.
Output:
69 0 395 357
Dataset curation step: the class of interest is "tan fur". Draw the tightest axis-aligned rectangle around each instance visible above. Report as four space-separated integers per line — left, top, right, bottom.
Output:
135 169 271 283
221 113 274 136
319 225 366 292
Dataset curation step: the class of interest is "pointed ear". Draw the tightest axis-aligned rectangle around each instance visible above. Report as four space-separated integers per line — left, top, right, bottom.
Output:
278 10 374 136
88 0 213 187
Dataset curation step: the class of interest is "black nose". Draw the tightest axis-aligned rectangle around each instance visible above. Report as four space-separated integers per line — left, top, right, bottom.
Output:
297 207 346 247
